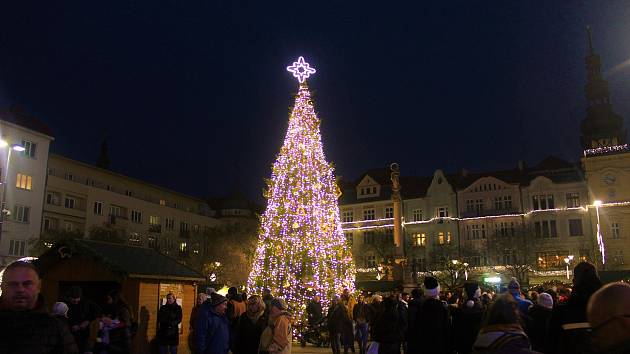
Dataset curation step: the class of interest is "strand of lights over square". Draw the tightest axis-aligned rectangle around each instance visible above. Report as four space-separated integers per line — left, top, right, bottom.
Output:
247 57 354 324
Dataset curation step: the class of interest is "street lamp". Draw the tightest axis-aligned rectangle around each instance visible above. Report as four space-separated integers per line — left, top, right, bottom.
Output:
593 200 606 265
452 259 459 279
463 262 469 280
564 255 574 280
0 141 26 256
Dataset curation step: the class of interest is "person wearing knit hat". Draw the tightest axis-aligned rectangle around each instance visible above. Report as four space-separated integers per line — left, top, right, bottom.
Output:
423 276 440 298
412 276 451 353
262 297 292 354
195 292 230 354
52 301 69 318
526 292 554 352
507 277 532 317
452 281 484 354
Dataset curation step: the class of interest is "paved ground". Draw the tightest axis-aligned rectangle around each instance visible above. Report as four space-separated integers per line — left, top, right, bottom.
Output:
292 342 330 354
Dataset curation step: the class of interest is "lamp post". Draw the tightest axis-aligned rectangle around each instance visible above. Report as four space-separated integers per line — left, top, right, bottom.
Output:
564 255 574 280
463 262 469 280
594 200 605 265
452 259 459 279
0 141 25 260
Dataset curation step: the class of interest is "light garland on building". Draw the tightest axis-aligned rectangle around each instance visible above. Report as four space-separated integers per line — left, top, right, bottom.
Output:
340 202 629 231
247 58 355 325
583 144 629 157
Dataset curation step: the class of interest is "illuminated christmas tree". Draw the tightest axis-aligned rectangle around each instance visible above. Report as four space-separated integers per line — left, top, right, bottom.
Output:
247 57 355 322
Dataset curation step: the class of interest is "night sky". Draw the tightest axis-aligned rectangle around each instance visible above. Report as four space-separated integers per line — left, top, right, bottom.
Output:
1 2 629 203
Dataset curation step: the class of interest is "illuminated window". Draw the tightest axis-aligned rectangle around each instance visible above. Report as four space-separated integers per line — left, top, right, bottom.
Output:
363 208 375 221
566 193 580 208
15 173 32 190
159 199 166 206
342 210 354 222
149 215 160 225
447 231 452 244
412 233 426 247
612 223 620 239
179 242 188 253
384 206 394 219
438 232 445 245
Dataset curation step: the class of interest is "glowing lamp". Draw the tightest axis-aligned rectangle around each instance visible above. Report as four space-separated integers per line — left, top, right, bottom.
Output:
484 276 501 284
594 200 602 207
11 145 25 152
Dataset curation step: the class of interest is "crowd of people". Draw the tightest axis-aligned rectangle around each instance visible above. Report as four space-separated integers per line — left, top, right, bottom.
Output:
1 259 630 354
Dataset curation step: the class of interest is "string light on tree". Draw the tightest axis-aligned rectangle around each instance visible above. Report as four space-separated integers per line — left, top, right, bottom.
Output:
248 57 355 325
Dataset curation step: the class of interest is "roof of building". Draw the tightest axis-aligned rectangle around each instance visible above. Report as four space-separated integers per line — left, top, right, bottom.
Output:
0 105 54 138
339 156 584 205
37 239 205 281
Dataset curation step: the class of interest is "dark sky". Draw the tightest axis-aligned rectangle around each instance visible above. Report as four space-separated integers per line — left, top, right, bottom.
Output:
1 1 629 203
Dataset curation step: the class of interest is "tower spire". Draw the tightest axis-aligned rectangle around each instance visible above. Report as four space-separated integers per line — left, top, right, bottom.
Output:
579 26 627 151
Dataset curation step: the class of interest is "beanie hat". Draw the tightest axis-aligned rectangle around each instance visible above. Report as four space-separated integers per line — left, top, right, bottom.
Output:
423 276 440 298
210 292 227 307
52 302 69 317
537 293 553 310
508 277 520 292
68 286 82 299
270 297 288 311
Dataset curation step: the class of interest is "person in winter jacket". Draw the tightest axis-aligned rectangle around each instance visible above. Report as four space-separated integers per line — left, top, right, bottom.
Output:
452 281 485 354
0 260 78 354
370 296 401 354
158 293 183 354
306 295 323 327
195 292 230 354
507 278 532 318
525 292 553 352
405 289 423 354
352 294 370 354
262 298 292 354
232 295 267 354
411 276 451 354
587 282 630 354
472 293 537 354
548 261 602 354
66 285 100 353
189 293 208 352
328 295 350 354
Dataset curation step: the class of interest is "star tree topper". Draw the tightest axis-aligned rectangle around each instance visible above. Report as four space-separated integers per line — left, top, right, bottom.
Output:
287 56 316 83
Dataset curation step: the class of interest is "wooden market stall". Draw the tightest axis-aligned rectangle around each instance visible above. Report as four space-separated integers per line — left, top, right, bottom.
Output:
35 239 204 354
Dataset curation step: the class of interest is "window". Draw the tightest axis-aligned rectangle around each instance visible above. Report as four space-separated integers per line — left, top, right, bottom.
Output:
342 210 354 223
534 220 557 238
64 172 74 181
14 205 29 223
93 201 103 215
64 197 76 209
179 242 188 253
43 218 55 230
494 197 502 210
437 207 449 218
475 199 483 213
413 258 426 272
470 224 485 240
566 193 580 208
412 209 422 222
148 235 158 248
537 252 567 269
149 215 160 225
438 232 445 245
533 195 555 210
611 250 624 265
21 140 36 158
503 196 512 209
364 231 375 245
159 199 166 206
46 192 59 205
466 199 474 212
384 206 394 219
568 219 583 236
412 233 426 247
165 218 175 231
128 232 142 245
131 210 142 223
447 231 452 244
366 255 377 267
363 208 375 221
180 222 189 237
612 223 620 239
109 205 121 217
15 173 32 190
64 222 73 232
125 190 133 197
344 232 353 247
8 240 26 256
383 229 394 244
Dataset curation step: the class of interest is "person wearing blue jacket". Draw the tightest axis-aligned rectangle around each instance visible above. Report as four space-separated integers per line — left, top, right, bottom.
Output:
195 292 230 354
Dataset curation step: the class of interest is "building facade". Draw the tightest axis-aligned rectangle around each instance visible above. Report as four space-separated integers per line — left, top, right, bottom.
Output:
42 154 221 265
0 108 54 265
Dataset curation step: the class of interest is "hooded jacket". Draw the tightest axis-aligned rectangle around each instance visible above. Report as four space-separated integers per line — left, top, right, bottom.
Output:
195 300 230 354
